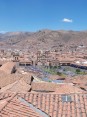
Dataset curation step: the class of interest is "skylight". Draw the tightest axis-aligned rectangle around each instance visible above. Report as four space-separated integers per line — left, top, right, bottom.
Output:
61 95 72 102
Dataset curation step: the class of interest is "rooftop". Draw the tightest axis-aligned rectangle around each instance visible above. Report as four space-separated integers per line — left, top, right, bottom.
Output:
0 92 87 117
32 82 85 94
0 62 16 74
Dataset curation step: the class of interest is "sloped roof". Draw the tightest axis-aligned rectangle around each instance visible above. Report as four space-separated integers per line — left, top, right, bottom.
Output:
0 93 87 117
0 73 22 88
0 62 16 74
0 73 33 88
0 93 42 117
72 75 87 84
20 92 87 117
0 75 34 93
22 74 34 85
79 84 87 91
32 82 85 94
8 79 31 93
55 84 85 94
32 82 56 92
1 92 87 117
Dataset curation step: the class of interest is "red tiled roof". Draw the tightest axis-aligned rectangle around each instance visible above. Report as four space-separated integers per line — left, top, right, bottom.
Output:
0 92 87 117
0 79 32 93
79 84 87 91
0 93 42 117
0 92 14 101
72 75 87 84
0 73 22 88
31 82 56 92
0 92 16 111
19 92 87 117
32 82 85 94
0 62 16 74
55 84 85 94
8 79 31 93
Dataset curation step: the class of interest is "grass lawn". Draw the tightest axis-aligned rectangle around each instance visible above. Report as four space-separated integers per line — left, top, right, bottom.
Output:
43 67 66 77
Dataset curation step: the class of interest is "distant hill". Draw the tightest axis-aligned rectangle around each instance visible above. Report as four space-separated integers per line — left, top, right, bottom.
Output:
0 30 87 51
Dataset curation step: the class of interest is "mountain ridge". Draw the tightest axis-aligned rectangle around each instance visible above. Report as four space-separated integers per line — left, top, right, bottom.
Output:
0 29 87 51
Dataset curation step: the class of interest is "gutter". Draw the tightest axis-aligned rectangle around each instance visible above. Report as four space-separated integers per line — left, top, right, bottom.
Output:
19 97 49 117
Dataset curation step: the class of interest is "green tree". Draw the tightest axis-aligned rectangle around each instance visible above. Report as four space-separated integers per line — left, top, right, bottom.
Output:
76 69 80 74
57 72 62 76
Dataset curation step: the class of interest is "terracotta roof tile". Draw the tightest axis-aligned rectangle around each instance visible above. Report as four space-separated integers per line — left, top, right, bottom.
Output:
32 82 85 94
72 75 87 84
0 73 22 88
32 82 56 92
55 84 85 94
0 62 16 74
0 93 42 117
0 92 87 117
0 79 32 93
19 93 87 117
8 79 31 93
0 74 33 93
79 84 87 91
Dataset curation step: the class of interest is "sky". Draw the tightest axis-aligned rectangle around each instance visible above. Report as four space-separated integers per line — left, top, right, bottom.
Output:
0 0 87 32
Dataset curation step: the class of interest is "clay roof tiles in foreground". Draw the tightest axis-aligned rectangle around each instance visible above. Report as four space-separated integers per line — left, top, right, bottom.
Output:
0 93 42 117
20 92 87 117
0 92 87 117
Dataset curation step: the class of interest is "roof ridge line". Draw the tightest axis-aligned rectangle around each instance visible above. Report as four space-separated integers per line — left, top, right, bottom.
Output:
18 92 87 95
0 92 17 111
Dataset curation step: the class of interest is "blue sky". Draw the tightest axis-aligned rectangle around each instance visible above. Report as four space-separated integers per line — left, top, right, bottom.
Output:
0 0 87 32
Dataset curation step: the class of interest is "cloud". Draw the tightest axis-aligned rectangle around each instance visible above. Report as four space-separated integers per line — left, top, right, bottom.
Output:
62 18 73 23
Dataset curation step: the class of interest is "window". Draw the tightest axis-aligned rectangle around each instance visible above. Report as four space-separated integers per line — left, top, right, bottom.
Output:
61 95 72 102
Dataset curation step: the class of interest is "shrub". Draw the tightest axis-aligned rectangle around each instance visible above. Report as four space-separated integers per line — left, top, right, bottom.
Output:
57 72 62 76
76 69 80 73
